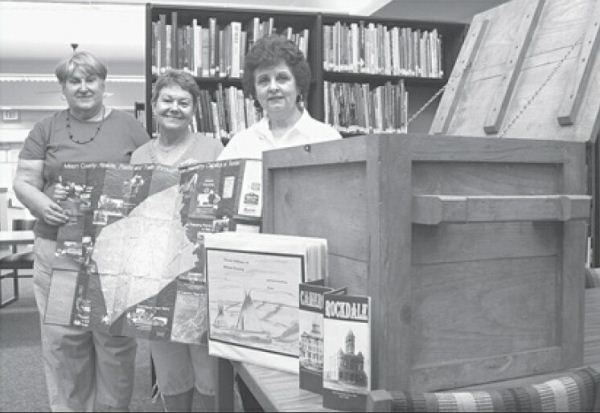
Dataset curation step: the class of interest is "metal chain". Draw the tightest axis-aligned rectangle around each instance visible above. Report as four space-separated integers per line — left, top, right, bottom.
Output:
498 38 581 137
407 84 447 126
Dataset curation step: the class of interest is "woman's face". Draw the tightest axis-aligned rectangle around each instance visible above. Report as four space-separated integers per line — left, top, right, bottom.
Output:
154 84 195 133
62 67 105 116
254 61 300 119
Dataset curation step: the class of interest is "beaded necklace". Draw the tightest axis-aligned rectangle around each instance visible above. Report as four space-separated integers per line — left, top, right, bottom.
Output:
66 106 106 145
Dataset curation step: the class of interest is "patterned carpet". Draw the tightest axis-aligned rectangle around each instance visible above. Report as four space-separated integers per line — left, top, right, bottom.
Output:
0 276 162 412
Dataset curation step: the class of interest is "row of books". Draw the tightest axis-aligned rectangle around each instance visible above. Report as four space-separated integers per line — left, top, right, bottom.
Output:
324 80 408 135
190 84 263 140
151 14 309 78
323 22 443 78
299 280 372 411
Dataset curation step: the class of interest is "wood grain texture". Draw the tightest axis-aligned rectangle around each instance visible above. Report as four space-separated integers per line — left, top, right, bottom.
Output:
434 0 600 143
262 134 588 393
483 0 545 134
557 1 600 125
411 257 558 365
431 18 490 134
412 194 591 224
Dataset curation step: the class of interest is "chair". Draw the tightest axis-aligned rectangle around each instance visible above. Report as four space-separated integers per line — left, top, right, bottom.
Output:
0 219 35 308
367 366 600 412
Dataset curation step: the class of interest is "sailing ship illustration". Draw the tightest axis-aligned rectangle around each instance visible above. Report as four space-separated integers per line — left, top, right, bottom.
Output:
211 291 272 343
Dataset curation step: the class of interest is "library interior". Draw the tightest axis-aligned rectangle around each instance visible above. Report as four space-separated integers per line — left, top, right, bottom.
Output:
1 0 600 411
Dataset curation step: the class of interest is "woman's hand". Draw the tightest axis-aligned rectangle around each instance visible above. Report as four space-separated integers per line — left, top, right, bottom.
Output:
14 159 70 227
53 183 68 202
39 197 70 226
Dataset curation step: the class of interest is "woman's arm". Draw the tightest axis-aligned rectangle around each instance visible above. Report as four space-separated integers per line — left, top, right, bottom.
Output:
13 159 69 226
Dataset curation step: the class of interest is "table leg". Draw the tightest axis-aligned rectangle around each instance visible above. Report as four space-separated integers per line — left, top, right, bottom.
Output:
215 357 234 412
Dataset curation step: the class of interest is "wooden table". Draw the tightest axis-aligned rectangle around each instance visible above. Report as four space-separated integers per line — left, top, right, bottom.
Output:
0 230 35 249
215 288 600 411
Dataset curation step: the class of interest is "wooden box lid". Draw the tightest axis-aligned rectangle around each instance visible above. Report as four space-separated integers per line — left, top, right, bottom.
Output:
430 0 600 142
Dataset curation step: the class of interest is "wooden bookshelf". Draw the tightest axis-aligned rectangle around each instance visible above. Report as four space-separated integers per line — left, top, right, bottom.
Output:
144 4 467 137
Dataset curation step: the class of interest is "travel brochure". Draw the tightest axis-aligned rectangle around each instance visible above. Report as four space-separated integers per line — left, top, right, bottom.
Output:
43 159 262 345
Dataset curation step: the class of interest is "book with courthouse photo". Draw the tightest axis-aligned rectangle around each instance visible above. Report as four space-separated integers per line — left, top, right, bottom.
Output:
44 159 261 345
204 232 327 373
299 279 346 394
322 292 372 411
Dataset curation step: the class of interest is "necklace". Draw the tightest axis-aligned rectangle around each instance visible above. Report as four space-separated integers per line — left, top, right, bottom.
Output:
66 106 106 145
149 135 192 165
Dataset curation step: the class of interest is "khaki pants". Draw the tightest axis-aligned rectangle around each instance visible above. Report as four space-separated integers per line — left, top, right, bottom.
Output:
33 238 137 412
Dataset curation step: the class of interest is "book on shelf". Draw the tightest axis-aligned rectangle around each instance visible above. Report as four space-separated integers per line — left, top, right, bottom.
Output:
299 280 346 394
325 80 407 134
204 232 328 373
43 159 262 345
322 291 372 411
151 15 310 77
323 20 443 78
192 84 262 140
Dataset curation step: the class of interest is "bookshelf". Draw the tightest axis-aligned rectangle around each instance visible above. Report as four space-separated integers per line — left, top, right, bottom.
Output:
145 4 467 138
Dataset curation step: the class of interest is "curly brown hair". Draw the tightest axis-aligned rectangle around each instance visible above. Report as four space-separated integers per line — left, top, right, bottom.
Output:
242 34 311 105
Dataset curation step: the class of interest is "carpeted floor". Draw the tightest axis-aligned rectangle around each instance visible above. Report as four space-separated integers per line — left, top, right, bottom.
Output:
0 276 162 412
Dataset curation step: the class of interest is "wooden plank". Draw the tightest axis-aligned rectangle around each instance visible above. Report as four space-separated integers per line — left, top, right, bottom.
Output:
266 161 368 261
368 137 414 390
411 257 558 365
430 18 489 134
412 222 560 265
560 221 587 368
557 2 600 125
233 362 335 412
413 162 561 196
412 347 563 392
262 137 367 169
409 135 580 164
412 194 591 224
483 0 545 134
328 254 368 295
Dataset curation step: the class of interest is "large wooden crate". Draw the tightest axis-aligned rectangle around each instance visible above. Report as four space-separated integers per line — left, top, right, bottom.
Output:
263 134 590 391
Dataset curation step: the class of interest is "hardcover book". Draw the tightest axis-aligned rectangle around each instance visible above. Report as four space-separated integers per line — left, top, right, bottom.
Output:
299 280 346 394
322 292 372 411
43 159 261 345
204 232 327 373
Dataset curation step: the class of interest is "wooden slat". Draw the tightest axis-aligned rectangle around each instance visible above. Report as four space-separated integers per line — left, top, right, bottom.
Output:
412 194 591 224
557 2 600 125
412 222 560 265
560 221 587 367
430 18 489 134
483 0 545 134
412 347 562 392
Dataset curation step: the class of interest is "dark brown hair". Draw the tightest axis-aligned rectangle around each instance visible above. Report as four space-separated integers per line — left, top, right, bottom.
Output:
242 34 311 103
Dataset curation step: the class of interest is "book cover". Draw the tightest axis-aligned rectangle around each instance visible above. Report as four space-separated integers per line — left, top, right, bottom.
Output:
322 292 371 411
205 233 327 373
299 280 346 394
44 160 263 345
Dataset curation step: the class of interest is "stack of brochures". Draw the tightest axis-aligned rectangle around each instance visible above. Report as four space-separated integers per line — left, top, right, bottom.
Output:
203 232 327 373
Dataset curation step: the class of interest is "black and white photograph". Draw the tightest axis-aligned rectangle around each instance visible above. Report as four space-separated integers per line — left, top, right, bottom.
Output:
1 0 600 412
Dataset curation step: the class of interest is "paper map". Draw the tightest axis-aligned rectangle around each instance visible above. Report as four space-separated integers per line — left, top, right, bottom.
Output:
43 160 262 344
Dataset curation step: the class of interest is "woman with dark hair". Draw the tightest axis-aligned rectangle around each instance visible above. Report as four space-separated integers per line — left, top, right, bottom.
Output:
13 50 149 411
131 69 223 412
218 34 342 161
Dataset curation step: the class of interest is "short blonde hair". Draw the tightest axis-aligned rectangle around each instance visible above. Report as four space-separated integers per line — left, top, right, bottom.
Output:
55 51 108 84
